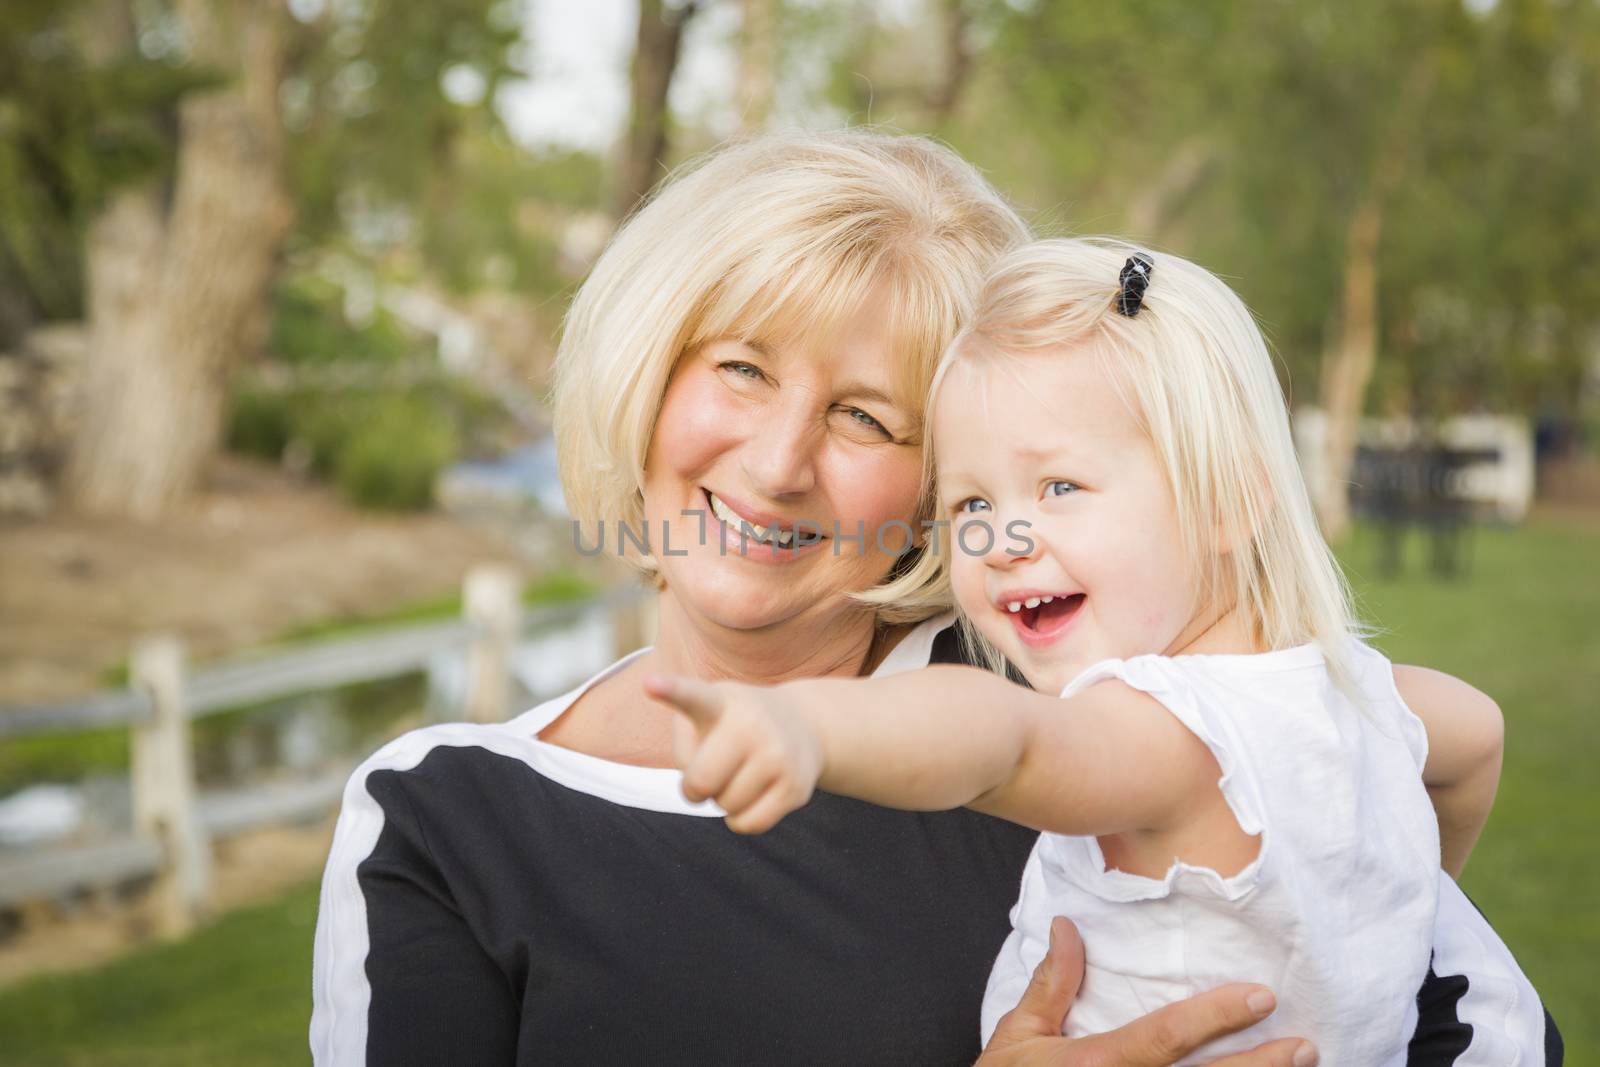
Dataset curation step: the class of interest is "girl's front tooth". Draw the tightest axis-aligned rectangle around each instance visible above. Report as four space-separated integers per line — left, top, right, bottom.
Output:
1007 602 1021 613
1024 597 1041 609
1041 595 1055 604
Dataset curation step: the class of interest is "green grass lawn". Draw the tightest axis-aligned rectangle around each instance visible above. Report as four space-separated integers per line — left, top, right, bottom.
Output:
0 879 320 1066
1341 515 1600 1060
0 517 1594 1063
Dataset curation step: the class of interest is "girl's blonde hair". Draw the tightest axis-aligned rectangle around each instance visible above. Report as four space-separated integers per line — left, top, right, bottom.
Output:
552 128 1028 605
867 237 1362 681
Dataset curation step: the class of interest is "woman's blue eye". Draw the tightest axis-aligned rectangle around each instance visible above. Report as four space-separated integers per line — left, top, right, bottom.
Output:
956 498 991 514
1046 480 1081 497
722 361 763 380
846 407 887 433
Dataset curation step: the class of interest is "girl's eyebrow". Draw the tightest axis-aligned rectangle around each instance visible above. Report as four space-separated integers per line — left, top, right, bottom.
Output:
1006 441 1074 463
935 464 980 493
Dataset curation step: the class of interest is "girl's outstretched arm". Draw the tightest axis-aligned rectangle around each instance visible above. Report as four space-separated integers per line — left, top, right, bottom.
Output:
1391 665 1504 877
647 665 1215 839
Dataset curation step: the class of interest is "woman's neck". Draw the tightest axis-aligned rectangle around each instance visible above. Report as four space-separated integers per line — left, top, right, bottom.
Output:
535 587 901 768
645 591 882 685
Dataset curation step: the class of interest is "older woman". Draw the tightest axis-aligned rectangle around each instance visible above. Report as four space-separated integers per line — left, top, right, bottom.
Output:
311 130 1558 1066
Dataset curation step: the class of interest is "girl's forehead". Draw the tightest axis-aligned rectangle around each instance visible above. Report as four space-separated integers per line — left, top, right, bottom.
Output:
932 347 1142 451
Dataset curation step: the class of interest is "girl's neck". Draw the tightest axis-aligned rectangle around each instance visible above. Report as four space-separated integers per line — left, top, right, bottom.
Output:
1164 603 1261 659
645 589 883 685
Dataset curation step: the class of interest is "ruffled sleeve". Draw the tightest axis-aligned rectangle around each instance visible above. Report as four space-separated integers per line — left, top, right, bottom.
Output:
1050 655 1271 903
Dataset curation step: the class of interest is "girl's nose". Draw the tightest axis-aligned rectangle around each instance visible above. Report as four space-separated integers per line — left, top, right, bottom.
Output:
982 510 1038 568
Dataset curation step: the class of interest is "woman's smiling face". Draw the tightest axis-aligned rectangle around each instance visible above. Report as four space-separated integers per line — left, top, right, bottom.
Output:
642 285 926 634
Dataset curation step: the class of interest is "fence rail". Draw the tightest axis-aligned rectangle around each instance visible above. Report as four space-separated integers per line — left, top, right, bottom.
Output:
0 567 654 934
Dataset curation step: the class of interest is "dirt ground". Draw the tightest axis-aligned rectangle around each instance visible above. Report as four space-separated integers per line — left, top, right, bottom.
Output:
0 454 527 705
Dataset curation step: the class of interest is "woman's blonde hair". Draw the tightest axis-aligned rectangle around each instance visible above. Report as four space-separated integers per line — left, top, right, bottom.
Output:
867 237 1363 680
552 128 1028 607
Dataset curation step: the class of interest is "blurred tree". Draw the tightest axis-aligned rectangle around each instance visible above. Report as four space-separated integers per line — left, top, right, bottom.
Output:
57 0 532 517
280 0 526 273
0 0 214 346
922 0 1596 539
736 0 778 134
65 0 294 519
613 0 702 218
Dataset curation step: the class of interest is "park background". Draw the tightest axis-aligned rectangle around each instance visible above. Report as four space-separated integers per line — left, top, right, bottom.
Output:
1 0 1597 1062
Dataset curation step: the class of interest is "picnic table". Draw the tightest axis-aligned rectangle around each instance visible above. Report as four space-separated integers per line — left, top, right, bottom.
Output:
1351 444 1501 579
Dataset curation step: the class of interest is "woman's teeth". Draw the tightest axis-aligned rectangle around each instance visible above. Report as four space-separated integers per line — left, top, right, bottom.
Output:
708 492 798 546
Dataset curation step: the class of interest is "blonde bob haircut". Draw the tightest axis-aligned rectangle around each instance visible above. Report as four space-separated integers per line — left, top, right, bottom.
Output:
865 237 1363 683
553 128 1028 605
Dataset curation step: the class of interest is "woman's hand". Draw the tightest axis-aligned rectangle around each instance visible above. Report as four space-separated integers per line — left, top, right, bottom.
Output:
978 918 1318 1067
646 674 823 833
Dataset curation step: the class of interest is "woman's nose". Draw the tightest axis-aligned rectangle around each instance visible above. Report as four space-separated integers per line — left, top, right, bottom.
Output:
739 400 820 498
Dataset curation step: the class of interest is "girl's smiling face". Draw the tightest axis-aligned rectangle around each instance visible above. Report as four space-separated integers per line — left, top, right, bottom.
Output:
934 347 1201 694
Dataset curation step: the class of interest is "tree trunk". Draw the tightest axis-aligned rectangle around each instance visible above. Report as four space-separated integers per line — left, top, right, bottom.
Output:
926 0 973 125
65 0 292 520
612 0 699 220
735 0 778 134
1314 194 1384 542
1312 56 1437 542
1126 136 1216 240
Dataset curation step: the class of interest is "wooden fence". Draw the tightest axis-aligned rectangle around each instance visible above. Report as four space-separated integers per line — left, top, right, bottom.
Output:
0 566 653 936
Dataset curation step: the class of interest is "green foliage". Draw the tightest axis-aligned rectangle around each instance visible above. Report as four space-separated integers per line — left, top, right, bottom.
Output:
268 275 417 366
228 387 469 512
332 393 461 510
227 276 517 510
423 134 601 296
279 0 591 297
0 727 129 798
936 0 1600 421
0 0 222 332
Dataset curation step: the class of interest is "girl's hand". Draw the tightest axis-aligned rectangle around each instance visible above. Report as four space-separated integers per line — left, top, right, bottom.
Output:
645 675 823 833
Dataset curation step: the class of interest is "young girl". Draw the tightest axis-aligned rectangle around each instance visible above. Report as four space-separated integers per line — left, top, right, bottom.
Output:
645 238 1506 1064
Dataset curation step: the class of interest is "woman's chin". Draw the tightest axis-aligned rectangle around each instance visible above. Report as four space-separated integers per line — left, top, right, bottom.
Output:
668 569 815 632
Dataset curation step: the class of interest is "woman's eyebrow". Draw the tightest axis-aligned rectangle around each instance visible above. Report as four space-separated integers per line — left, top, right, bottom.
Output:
836 382 901 408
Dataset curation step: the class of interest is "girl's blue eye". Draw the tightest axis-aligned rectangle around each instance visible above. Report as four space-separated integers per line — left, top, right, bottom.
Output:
1045 480 1081 497
722 361 763 380
956 498 991 514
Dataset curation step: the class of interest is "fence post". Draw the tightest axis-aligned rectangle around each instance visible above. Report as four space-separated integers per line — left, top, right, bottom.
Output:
130 635 212 937
464 564 521 723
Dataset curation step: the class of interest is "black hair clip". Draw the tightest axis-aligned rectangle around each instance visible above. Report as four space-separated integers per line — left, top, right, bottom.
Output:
1115 253 1155 317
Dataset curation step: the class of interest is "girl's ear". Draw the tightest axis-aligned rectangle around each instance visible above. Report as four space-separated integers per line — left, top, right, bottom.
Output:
1213 466 1275 557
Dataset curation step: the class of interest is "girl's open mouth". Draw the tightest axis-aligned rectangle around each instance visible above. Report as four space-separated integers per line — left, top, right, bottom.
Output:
1006 593 1085 647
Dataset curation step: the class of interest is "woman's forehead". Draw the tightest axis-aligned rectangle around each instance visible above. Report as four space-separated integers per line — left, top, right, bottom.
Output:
709 300 930 414
695 257 956 410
